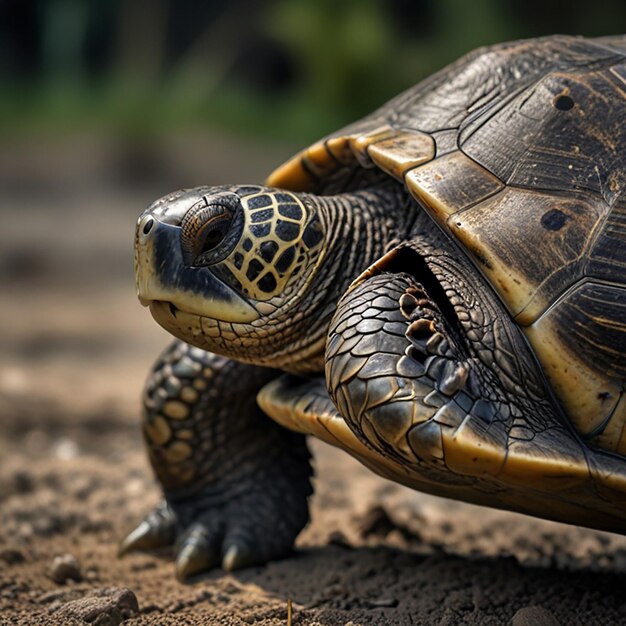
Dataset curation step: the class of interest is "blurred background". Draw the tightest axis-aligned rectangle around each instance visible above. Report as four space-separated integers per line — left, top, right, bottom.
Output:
1 2 626 622
2 0 626 146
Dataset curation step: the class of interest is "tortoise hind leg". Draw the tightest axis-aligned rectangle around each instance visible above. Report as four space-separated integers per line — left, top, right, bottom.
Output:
323 271 626 533
120 341 312 580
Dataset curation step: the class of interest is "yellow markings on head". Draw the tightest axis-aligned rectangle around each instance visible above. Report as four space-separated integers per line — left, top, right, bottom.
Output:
222 189 326 302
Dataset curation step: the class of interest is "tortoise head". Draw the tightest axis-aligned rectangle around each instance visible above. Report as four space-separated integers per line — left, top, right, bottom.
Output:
134 185 327 364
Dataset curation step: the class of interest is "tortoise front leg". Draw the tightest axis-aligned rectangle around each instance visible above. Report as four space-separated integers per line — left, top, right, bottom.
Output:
119 340 312 580
323 271 626 532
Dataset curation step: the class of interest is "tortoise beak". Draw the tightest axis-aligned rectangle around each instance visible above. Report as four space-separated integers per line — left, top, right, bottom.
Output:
134 213 259 323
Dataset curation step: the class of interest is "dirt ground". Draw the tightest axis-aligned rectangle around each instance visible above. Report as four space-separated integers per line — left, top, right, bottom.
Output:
2 135 626 626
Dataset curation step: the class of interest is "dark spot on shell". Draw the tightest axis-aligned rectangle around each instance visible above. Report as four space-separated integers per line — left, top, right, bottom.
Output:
275 220 300 242
246 258 264 281
598 391 612 402
302 217 324 248
278 203 303 220
242 238 253 252
469 246 492 269
257 272 277 293
275 193 295 203
553 94 574 111
247 195 272 209
233 252 244 270
541 209 570 231
259 241 278 263
250 208 274 223
276 246 296 273
250 223 271 237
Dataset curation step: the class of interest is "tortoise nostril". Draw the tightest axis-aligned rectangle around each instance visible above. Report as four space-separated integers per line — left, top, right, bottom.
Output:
142 217 155 235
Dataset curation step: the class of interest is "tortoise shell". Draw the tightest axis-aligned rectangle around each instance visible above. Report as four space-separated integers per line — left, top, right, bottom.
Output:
267 35 626 454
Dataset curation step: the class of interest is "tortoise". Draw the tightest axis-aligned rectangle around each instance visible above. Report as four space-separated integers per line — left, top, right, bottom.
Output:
123 34 626 580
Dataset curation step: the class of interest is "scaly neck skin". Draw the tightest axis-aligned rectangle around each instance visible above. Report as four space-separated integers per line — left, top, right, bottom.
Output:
267 182 417 373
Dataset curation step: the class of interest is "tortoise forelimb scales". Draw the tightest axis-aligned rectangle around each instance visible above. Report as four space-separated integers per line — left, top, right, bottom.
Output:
119 340 312 580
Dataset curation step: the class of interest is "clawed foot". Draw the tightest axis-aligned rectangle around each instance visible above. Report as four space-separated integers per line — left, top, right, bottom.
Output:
120 443 311 581
124 344 313 580
119 501 176 558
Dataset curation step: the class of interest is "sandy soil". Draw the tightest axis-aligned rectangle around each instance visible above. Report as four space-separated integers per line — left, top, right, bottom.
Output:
2 136 626 626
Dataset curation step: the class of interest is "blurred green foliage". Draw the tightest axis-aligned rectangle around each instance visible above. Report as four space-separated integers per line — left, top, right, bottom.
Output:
0 0 624 143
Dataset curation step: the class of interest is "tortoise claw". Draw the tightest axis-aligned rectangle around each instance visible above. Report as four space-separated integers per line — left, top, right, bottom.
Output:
222 542 255 572
118 502 176 556
175 526 222 581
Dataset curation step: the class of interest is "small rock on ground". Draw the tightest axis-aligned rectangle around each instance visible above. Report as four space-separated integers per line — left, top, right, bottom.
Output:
0 547 25 564
48 554 82 584
54 587 139 625
511 605 560 626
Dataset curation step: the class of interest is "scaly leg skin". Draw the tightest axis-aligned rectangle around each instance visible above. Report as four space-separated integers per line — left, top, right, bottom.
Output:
323 270 626 532
119 340 312 581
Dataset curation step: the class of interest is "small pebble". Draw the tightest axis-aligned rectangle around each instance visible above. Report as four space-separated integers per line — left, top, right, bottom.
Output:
53 438 80 460
0 547 25 564
54 587 139 625
85 569 99 582
511 605 560 626
48 554 82 584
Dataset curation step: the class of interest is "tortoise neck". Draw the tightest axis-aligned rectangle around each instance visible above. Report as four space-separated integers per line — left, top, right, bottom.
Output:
315 182 417 296
269 182 418 372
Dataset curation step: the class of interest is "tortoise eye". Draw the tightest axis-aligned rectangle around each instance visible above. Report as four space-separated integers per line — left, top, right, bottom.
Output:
181 199 242 266
197 211 233 256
